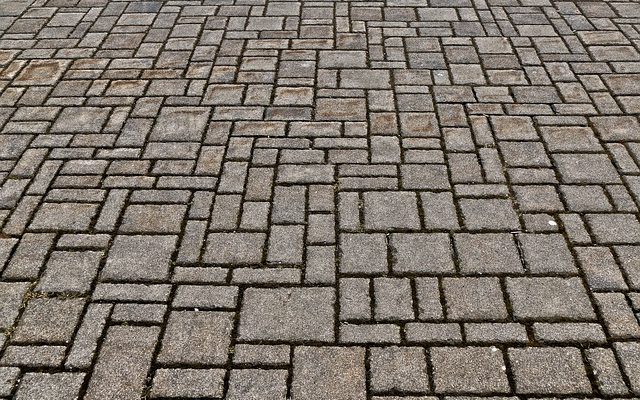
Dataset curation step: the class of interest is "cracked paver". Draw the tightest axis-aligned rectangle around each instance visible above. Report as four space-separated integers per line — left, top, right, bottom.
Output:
0 0 639 398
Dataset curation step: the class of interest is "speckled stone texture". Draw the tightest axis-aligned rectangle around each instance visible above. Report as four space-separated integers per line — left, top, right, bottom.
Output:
0 0 639 398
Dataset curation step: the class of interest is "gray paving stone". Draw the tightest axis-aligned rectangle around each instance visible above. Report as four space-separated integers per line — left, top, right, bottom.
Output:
101 235 177 282
150 107 209 141
369 347 430 393
363 191 421 231
431 347 510 394
613 342 640 394
553 153 621 184
85 326 160 400
459 199 520 231
15 372 85 400
455 233 524 274
36 251 102 294
119 204 187 233
292 346 366 400
239 287 334 342
444 277 508 321
374 277 414 321
0 282 29 329
340 233 388 274
0 0 638 396
29 202 98 231
506 277 596 321
586 213 640 244
204 232 266 265
518 233 577 273
150 369 225 398
0 367 19 397
586 348 630 396
12 298 85 344
50 107 109 133
390 233 455 273
509 347 592 395
227 369 288 400
157 311 233 365
233 344 291 366
0 345 66 368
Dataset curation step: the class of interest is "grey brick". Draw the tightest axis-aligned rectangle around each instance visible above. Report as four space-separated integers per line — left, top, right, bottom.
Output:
363 191 421 231
586 348 630 396
85 326 160 400
150 369 225 398
239 287 334 342
204 232 266 265
518 233 576 273
614 342 640 394
374 277 414 321
292 347 366 400
507 277 596 321
391 233 455 273
158 311 233 365
101 235 177 282
227 369 288 400
340 233 388 274
509 347 591 395
12 298 85 344
0 282 29 329
37 251 102 294
431 347 510 394
444 277 508 321
15 373 84 400
594 292 640 339
369 347 430 393
455 233 524 274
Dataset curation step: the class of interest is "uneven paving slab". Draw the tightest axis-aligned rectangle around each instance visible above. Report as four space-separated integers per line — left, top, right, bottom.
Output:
0 0 639 398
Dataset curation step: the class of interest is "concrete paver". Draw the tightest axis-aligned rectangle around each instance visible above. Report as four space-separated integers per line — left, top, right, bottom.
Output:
0 0 639 397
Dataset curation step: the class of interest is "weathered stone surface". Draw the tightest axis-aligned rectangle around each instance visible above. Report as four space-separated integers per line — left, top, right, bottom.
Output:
292 346 366 400
239 287 334 342
0 0 637 396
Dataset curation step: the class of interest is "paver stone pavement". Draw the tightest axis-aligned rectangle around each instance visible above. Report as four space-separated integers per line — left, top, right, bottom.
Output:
0 0 639 397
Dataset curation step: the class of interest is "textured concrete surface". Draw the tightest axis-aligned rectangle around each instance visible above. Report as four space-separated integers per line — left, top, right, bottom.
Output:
0 0 639 398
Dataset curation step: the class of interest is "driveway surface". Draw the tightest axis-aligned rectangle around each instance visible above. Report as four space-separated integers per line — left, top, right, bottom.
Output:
0 0 639 398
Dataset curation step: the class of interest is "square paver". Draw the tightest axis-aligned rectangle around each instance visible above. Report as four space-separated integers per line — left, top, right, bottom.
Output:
101 235 177 282
506 277 596 321
455 233 524 274
150 107 210 141
459 199 520 231
238 287 334 342
444 277 508 321
390 233 455 273
509 347 591 394
157 311 234 365
204 233 266 265
36 251 102 294
340 233 388 274
363 191 421 231
369 346 429 393
292 347 366 400
431 347 510 394
12 298 85 344
119 204 187 233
